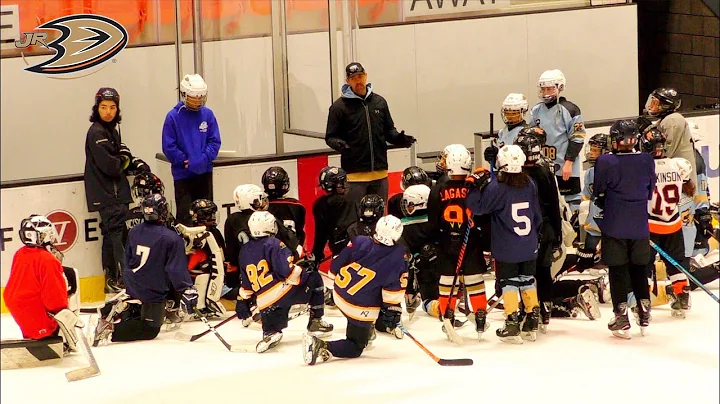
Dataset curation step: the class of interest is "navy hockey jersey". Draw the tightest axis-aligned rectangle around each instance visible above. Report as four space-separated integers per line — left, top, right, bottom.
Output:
329 236 408 323
593 152 656 239
268 197 307 246
467 179 543 263
238 237 302 311
124 222 192 303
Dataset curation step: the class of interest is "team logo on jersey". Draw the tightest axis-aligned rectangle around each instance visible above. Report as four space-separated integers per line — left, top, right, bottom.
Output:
15 14 128 76
46 210 78 253
199 121 208 132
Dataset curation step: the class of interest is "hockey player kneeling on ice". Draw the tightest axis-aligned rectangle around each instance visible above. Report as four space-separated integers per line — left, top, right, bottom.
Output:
126 172 174 232
2 215 84 369
303 215 408 365
235 211 332 353
466 146 543 343
92 194 198 346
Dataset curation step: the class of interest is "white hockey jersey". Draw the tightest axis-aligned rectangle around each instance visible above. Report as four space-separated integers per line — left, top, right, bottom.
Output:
648 158 685 235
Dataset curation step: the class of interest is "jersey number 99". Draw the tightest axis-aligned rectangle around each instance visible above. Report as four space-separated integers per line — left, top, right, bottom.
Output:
245 260 274 292
335 262 376 295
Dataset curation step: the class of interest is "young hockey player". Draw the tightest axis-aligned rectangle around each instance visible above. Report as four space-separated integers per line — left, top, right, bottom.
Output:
593 120 656 339
311 167 358 262
530 70 586 207
514 129 563 330
578 134 610 270
428 144 488 343
642 129 695 318
347 194 385 238
93 194 198 346
434 144 468 185
235 211 332 353
466 145 543 343
126 172 177 232
483 93 529 166
3 215 83 354
387 166 431 218
263 166 307 247
302 215 407 365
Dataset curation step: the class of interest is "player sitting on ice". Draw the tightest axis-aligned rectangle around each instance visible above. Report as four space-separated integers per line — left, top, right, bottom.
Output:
263 166 307 248
2 215 83 367
387 166 432 218
92 194 198 346
303 215 408 365
235 211 332 353
348 194 385 238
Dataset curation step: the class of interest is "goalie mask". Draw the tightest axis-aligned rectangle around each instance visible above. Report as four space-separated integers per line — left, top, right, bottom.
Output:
358 194 385 224
248 211 278 238
233 184 269 211
537 69 566 103
132 172 164 201
501 93 529 125
190 199 218 227
401 184 431 217
373 215 403 247
180 74 208 111
19 215 57 248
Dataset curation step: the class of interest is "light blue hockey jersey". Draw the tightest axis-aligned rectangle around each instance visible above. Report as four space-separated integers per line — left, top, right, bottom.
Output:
530 98 586 178
679 192 696 258
582 166 602 237
498 123 526 147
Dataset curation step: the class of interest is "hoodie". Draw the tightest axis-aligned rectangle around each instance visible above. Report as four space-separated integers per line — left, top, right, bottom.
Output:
162 102 222 181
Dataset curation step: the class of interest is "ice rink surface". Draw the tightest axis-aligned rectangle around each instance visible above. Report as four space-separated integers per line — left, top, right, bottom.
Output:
2 277 718 404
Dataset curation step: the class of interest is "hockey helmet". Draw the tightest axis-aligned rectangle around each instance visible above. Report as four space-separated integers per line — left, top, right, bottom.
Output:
514 131 542 165
373 215 403 247
19 214 57 248
233 184 269 211
641 127 666 158
585 133 610 164
261 166 290 197
436 144 467 174
190 199 218 226
609 119 640 151
402 184 431 217
248 211 278 238
501 93 529 125
318 166 347 193
444 144 472 176
401 166 430 190
645 88 681 118
132 172 164 201
180 74 208 111
673 158 693 182
497 145 526 174
141 193 170 223
537 69 566 102
358 194 385 223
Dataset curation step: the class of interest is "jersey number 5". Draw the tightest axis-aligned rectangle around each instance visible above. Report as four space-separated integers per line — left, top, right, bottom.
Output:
335 262 376 295
245 260 273 292
131 245 151 273
512 202 532 236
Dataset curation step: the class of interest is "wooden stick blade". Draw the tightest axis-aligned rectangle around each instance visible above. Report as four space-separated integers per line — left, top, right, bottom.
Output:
438 358 474 367
65 365 100 382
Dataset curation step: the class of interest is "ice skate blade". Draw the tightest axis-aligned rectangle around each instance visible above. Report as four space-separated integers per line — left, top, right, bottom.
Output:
499 335 523 344
611 330 632 339
520 331 537 342
442 319 463 345
640 326 648 336
256 333 283 353
671 309 686 319
407 310 416 321
301 334 316 365
307 329 333 339
539 324 547 334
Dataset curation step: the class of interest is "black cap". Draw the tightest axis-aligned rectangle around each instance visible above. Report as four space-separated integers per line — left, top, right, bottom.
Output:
345 62 365 79
95 87 119 106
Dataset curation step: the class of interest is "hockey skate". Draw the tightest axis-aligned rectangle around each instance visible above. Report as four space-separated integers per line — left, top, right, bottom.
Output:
307 317 333 338
405 293 421 320
466 309 489 341
256 332 283 353
539 302 551 334
92 299 128 347
441 313 464 345
669 285 691 319
637 299 651 336
164 300 186 332
497 312 523 344
608 303 631 339
586 276 610 304
520 307 540 342
302 333 331 365
575 285 601 320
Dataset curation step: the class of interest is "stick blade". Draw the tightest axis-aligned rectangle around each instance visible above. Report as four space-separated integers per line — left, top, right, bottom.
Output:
173 332 195 342
65 366 100 382
230 345 251 353
438 358 474 367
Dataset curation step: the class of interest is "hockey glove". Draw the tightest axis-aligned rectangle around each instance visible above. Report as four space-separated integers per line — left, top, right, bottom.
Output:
376 305 403 339
51 309 83 353
235 298 252 322
327 138 350 152
465 167 491 192
594 193 606 210
483 145 499 165
127 157 151 174
180 287 199 312
297 256 317 273
577 247 596 270
551 238 563 262
695 208 713 240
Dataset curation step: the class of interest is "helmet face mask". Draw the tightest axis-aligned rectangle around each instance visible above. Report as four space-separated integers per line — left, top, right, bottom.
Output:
180 74 208 111
501 93 528 125
319 167 347 194
645 88 681 117
190 199 218 227
19 215 57 248
358 194 385 224
262 166 290 198
373 215 403 247
585 134 609 164
537 70 565 102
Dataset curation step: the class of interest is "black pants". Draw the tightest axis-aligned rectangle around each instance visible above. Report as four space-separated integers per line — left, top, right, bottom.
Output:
99 204 129 284
111 302 163 342
345 177 389 207
535 222 556 303
174 172 213 225
602 235 652 313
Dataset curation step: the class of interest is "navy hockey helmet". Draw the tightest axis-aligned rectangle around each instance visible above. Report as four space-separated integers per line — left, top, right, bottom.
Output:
358 194 385 223
190 199 218 226
514 131 542 165
319 166 347 193
608 119 639 151
401 166 430 190
585 133 610 163
261 166 290 197
141 193 169 223
642 127 667 159
132 172 164 201
646 88 681 118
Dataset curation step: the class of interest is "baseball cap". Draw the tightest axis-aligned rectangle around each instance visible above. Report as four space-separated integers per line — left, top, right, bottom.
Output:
345 62 366 79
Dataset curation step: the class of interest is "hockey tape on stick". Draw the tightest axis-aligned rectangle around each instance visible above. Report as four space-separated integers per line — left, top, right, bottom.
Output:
650 240 719 304
398 325 473 366
65 326 101 382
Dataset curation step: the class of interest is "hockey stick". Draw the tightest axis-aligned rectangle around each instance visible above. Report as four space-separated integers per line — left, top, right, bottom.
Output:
174 313 238 342
398 325 473 366
650 240 719 304
193 308 249 352
442 222 472 344
65 326 101 382
489 113 496 179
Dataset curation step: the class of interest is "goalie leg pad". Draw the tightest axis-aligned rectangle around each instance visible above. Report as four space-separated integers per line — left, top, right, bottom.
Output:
0 336 64 369
53 309 82 353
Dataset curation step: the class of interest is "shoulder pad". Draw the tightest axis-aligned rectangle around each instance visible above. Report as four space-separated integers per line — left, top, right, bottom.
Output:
558 98 581 118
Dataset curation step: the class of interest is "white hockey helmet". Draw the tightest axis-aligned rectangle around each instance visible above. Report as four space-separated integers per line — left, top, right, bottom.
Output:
401 184 431 217
233 184 269 211
436 144 466 173
180 74 208 111
444 145 473 176
373 215 404 246
673 157 693 182
537 69 566 102
501 93 529 125
248 211 278 238
497 145 526 174
19 215 57 248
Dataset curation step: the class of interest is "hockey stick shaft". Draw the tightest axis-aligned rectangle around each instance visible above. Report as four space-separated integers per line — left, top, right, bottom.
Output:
489 113 496 179
650 240 719 304
193 308 239 351
175 313 237 342
443 223 472 319
66 326 101 382
398 325 473 366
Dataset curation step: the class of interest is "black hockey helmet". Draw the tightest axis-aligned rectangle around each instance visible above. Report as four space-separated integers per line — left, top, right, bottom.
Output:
358 194 385 223
261 166 290 197
190 199 218 226
641 127 667 159
132 172 164 201
401 166 430 190
519 126 547 145
609 119 639 151
319 166 347 193
514 132 542 165
646 88 681 118
141 193 169 223
585 133 610 163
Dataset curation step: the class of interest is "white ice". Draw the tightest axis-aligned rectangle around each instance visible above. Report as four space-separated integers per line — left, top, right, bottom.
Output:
2 276 718 404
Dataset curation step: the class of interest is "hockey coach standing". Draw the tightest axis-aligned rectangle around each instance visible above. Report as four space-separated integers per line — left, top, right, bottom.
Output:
325 62 416 205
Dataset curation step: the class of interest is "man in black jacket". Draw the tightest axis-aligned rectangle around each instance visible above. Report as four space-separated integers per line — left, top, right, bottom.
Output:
325 62 416 205
84 87 150 293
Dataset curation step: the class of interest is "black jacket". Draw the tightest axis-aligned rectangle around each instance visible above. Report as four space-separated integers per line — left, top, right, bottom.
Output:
325 85 409 174
84 122 132 212
312 194 358 260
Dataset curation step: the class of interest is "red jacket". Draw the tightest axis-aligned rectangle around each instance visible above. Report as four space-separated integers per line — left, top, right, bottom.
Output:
3 247 69 340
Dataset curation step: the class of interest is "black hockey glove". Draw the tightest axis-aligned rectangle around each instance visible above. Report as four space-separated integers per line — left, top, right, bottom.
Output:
483 145 499 165
398 130 416 148
695 208 713 240
551 238 563 262
465 167 491 192
297 254 317 273
327 138 350 152
636 115 654 134
420 243 438 263
181 287 199 312
235 298 252 321
594 193 606 210
127 157 151 174
577 247 596 270
376 305 403 339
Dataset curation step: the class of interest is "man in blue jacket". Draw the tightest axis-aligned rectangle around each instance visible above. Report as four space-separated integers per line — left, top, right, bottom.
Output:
162 74 222 225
